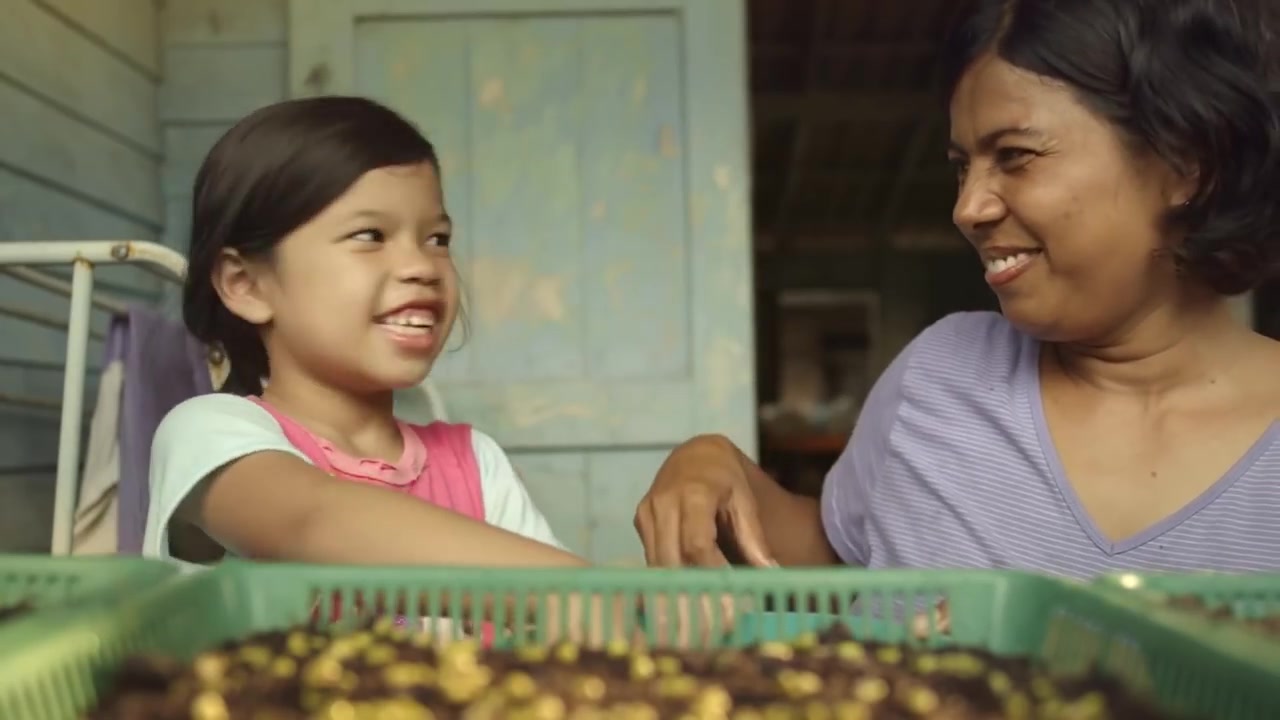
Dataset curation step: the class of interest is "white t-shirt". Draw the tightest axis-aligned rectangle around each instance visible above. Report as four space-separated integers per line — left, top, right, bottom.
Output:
142 393 563 561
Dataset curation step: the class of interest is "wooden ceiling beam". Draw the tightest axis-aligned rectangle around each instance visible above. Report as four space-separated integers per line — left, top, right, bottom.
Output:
876 115 945 232
755 226 964 254
875 3 972 235
759 168 954 187
751 42 937 58
753 92 937 124
772 0 836 241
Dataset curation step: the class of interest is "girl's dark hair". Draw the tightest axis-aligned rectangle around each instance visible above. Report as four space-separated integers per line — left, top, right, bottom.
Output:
183 96 439 395
943 0 1280 294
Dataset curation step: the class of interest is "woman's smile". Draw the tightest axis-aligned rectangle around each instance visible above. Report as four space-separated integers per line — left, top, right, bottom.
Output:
982 248 1043 288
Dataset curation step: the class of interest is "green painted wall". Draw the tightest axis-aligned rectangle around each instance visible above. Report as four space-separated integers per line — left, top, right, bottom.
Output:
0 0 163 551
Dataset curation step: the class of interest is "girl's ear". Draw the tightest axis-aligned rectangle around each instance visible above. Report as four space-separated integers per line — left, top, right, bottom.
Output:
1164 154 1200 210
212 248 274 326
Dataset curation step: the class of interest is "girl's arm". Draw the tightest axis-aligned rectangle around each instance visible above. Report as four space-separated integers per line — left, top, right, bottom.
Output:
178 449 587 568
181 450 647 644
183 450 738 648
150 395 644 644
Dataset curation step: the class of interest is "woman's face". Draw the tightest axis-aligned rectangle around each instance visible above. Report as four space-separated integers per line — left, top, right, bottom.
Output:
947 54 1190 342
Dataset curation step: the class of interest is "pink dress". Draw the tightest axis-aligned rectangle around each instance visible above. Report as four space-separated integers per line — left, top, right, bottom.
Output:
248 398 496 644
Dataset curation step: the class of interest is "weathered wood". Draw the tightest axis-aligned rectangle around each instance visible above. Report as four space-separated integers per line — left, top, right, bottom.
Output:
683 0 757 456
427 379 699 449
161 125 231 197
353 18 475 381
0 79 162 227
579 16 689 380
35 0 160 76
1 0 159 153
2 0 161 554
162 0 287 44
162 196 192 253
508 451 590 555
586 449 668 564
291 0 755 554
159 45 287 122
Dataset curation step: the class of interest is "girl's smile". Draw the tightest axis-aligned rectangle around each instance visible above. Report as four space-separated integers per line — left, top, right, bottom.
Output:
376 300 443 353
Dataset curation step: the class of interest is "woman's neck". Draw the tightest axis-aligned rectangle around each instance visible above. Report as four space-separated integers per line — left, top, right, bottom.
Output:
1047 296 1254 397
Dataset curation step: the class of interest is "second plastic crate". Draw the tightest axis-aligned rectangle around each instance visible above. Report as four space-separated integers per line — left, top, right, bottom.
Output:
1096 571 1280 673
0 553 179 644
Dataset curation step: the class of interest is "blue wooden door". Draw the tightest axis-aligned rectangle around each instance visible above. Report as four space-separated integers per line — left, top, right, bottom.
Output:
289 0 755 564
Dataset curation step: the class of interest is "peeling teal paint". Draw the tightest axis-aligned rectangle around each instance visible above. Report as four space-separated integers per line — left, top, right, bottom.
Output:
292 0 754 565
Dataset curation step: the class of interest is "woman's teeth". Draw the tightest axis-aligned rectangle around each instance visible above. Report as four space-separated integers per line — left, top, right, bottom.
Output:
986 252 1036 274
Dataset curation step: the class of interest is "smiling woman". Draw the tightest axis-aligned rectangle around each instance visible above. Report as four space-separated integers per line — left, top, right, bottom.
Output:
636 0 1280 579
944 0 1280 342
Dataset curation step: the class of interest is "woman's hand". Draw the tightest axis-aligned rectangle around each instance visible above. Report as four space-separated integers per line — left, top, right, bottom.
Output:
634 434 777 568
497 591 740 651
540 592 642 647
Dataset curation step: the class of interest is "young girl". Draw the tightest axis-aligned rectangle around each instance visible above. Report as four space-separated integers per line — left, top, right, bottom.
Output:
141 96 587 575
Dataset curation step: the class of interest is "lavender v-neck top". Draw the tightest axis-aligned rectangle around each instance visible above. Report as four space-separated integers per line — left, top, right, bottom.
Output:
820 311 1280 579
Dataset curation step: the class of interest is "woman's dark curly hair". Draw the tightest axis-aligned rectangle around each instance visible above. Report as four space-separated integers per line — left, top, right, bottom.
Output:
942 0 1280 295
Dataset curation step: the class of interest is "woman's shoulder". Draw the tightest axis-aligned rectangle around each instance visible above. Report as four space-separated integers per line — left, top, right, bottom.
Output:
1238 331 1280 418
916 309 1020 344
904 311 1028 376
855 311 1027 432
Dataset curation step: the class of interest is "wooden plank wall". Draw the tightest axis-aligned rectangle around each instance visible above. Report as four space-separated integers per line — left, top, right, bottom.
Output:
0 0 163 551
158 0 288 250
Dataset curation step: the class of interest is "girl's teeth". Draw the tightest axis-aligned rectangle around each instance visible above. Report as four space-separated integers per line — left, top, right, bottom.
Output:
381 312 435 328
385 325 431 335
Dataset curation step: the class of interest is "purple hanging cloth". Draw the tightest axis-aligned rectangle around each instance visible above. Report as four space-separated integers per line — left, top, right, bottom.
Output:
116 306 213 554
102 316 128 368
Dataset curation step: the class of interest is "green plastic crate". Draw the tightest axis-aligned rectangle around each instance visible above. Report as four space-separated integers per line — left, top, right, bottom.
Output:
0 561 1277 720
1096 571 1280 671
0 553 180 645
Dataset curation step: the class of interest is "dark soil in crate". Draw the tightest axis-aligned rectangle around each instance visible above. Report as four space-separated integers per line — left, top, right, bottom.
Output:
85 619 1192 719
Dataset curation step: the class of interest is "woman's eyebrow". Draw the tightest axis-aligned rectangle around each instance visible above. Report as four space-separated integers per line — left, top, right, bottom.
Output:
949 126 1046 154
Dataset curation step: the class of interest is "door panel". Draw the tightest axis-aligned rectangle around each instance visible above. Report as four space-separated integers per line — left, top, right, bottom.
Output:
291 0 754 562
511 449 669 564
586 450 671 564
508 450 590 555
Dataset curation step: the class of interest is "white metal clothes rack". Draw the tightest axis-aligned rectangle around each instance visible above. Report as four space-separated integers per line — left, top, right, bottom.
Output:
0 240 186 556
